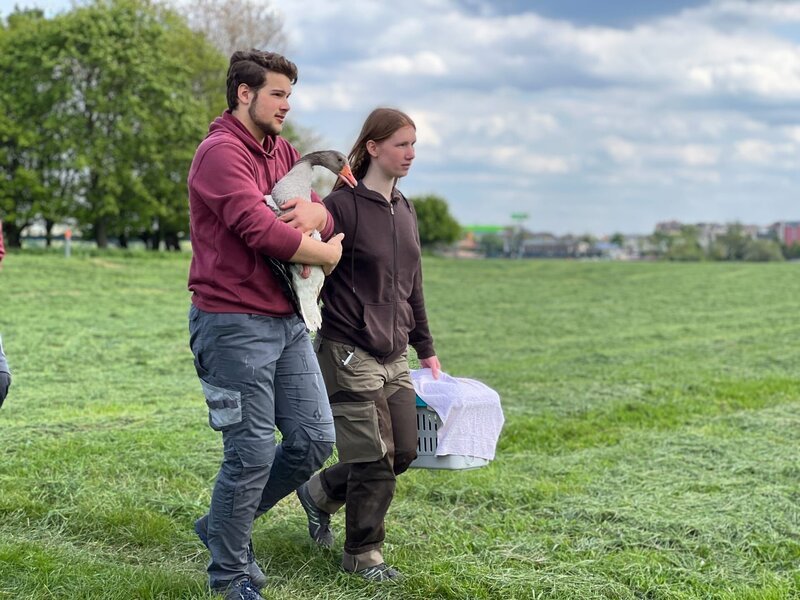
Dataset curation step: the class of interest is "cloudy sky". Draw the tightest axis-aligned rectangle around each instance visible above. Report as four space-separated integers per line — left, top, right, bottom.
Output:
4 0 800 234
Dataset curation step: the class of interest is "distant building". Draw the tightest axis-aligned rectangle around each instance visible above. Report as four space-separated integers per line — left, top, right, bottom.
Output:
520 236 577 258
451 219 798 260
657 220 766 248
655 220 683 235
771 221 800 246
455 225 507 258
695 222 730 249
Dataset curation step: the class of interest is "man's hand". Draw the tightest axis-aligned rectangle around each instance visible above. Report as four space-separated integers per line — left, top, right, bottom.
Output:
279 198 328 234
323 233 344 276
0 372 10 408
420 356 441 379
289 233 344 274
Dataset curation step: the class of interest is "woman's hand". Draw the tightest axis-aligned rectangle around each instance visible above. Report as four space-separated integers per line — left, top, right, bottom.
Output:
420 355 441 379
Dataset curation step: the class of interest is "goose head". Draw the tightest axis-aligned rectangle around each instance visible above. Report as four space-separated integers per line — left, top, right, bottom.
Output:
303 150 357 188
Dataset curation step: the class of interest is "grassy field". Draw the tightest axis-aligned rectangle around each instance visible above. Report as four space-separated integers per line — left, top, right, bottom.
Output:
0 251 799 599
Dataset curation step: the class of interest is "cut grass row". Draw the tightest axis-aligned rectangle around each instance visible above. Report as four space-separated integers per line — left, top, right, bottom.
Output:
0 252 798 598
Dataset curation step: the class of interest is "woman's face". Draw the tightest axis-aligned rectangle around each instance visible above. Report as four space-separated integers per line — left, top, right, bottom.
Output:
369 125 416 179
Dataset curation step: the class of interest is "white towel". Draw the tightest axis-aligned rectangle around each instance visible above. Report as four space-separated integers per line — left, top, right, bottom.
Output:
411 369 504 461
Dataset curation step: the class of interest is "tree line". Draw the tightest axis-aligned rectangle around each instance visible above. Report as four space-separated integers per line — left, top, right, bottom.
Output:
653 224 793 262
0 0 464 252
0 0 313 250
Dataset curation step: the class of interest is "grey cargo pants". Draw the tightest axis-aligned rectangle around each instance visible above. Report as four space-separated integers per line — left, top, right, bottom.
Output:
189 305 335 588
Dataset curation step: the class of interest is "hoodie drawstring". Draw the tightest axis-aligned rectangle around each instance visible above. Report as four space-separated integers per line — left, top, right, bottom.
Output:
351 187 359 294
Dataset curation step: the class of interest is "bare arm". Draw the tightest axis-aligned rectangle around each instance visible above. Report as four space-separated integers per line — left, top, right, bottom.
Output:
290 233 344 275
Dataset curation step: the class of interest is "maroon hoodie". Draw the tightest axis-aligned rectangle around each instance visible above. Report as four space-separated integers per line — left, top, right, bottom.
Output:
188 111 334 316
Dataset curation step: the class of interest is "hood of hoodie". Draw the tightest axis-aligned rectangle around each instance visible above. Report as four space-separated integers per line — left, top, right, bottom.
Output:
208 110 277 159
348 180 406 205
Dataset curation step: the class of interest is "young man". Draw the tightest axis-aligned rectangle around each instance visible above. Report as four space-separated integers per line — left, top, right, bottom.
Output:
0 220 9 407
187 50 342 600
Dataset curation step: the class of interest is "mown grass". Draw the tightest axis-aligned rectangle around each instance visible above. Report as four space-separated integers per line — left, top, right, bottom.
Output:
0 251 798 599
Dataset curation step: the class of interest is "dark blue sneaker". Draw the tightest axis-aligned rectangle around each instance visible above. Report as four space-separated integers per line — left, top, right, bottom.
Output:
295 481 334 549
212 577 265 600
194 515 268 590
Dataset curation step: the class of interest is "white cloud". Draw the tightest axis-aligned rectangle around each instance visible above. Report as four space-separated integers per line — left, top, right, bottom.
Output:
292 82 359 111
733 139 798 166
678 145 720 167
408 110 443 148
361 52 448 76
283 0 800 231
603 137 637 163
687 53 800 98
522 155 571 174
784 126 800 144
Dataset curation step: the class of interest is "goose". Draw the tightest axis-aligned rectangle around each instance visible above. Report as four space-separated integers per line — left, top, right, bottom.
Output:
265 150 357 331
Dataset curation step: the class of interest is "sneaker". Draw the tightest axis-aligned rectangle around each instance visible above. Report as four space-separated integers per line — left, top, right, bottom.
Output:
212 577 265 600
194 515 268 590
295 481 334 549
351 563 402 582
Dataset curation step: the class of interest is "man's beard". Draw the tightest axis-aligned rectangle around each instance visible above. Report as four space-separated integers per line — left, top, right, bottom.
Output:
248 94 281 137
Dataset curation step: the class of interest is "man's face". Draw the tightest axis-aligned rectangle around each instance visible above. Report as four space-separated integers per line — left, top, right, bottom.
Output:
247 72 292 138
371 125 416 179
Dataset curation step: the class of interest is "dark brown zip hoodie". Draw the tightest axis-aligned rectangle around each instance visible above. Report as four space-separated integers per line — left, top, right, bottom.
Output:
319 181 435 363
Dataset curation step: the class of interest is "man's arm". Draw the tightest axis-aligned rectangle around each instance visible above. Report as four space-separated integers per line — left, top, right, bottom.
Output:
191 143 304 261
290 233 344 275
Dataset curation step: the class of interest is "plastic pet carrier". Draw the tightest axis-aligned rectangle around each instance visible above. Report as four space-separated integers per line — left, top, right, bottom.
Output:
410 396 490 470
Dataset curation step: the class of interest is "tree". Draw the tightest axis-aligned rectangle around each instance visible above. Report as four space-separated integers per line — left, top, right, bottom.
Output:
410 194 461 249
170 0 318 167
780 243 800 260
743 239 784 262
0 0 320 250
479 232 504 258
648 229 672 257
172 0 286 57
665 225 703 261
610 232 625 247
714 223 750 261
0 9 74 247
49 0 222 247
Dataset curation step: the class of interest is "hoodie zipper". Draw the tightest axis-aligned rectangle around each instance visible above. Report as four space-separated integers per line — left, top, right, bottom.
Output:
390 200 397 353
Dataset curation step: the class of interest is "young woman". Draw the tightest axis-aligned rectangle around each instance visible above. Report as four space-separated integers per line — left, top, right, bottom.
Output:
296 108 441 581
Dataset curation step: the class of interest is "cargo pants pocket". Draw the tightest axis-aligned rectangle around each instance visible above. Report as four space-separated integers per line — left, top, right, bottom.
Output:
199 378 242 431
331 402 387 463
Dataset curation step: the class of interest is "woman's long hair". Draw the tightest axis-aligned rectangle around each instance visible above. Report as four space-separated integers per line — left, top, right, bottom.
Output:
333 107 416 190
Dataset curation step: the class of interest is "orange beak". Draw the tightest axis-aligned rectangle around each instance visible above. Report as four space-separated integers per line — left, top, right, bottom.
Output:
338 164 357 188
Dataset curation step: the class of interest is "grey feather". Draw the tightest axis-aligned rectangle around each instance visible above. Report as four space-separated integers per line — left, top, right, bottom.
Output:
266 150 352 331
